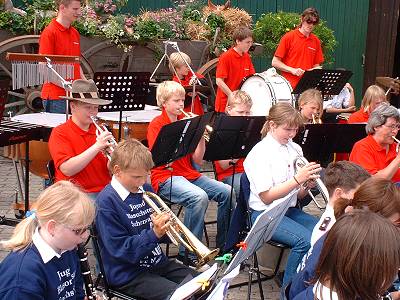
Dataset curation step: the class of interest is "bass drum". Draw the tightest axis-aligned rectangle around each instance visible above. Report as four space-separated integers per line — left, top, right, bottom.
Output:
240 68 295 116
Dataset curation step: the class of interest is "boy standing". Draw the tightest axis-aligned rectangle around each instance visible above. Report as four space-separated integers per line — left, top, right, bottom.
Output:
147 81 231 265
215 26 255 112
96 139 197 300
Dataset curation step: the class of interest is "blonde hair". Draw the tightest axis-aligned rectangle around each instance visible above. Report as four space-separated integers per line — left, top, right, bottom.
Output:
168 52 191 75
361 84 386 109
260 102 303 138
1 181 95 251
156 81 185 108
298 88 323 110
227 90 253 109
110 138 154 172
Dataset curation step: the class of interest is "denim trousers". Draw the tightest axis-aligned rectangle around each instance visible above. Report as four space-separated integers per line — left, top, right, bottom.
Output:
43 99 67 113
222 172 242 205
251 207 317 287
159 175 232 253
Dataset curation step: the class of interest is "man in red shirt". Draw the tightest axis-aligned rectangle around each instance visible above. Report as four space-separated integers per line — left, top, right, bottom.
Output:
350 103 400 183
39 0 83 113
272 7 324 90
147 81 231 266
48 79 113 198
215 26 255 113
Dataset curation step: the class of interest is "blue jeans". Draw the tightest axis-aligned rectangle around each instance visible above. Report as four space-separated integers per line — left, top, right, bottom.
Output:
251 207 317 287
159 175 231 253
222 172 241 205
43 99 67 113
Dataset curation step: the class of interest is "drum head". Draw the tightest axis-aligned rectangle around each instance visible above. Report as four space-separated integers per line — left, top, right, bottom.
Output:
241 74 273 116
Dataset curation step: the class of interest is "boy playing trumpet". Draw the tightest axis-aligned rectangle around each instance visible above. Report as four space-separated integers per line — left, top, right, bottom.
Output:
147 81 231 266
48 79 112 197
96 139 197 300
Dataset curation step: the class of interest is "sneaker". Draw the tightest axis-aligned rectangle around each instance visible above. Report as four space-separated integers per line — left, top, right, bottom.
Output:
176 254 210 272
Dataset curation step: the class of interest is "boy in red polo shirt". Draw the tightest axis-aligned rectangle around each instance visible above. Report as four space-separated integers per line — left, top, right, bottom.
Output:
214 90 252 201
272 7 324 90
147 81 231 266
48 79 113 198
215 26 255 113
39 0 83 113
169 51 205 116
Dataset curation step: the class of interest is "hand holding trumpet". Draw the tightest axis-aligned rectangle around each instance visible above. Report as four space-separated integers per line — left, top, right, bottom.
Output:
294 161 322 185
151 212 171 239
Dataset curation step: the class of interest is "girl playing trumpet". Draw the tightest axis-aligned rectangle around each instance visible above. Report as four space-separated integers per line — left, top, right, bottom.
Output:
244 102 320 288
298 88 323 124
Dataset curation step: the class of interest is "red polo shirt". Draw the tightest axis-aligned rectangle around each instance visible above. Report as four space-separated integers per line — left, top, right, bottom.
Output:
349 134 400 182
274 29 324 89
348 108 369 123
147 109 201 191
39 18 81 100
214 158 245 181
215 47 255 112
48 118 111 192
173 71 204 116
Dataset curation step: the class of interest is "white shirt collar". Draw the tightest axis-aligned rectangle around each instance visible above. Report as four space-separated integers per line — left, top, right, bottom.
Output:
264 132 290 149
313 281 339 300
111 176 130 201
32 227 63 264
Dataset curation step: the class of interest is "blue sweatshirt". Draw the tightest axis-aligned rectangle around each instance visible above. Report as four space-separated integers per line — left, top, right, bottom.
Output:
0 243 85 300
289 234 326 299
95 180 168 287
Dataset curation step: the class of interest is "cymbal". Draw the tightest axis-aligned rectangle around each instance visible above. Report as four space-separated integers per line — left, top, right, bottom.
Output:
184 85 211 94
376 76 400 88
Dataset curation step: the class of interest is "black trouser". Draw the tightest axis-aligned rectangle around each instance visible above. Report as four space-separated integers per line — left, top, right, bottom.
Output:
118 259 199 300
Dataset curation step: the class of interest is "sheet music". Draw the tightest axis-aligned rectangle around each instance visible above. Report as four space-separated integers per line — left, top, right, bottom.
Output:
205 264 240 300
170 263 218 300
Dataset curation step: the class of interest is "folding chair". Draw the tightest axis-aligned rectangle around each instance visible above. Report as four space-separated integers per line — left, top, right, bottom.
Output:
90 224 142 300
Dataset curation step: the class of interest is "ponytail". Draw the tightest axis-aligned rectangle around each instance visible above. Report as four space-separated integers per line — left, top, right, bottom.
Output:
1 215 38 251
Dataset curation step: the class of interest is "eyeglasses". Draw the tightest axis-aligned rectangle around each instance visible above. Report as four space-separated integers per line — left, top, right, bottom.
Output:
382 124 400 130
65 225 90 236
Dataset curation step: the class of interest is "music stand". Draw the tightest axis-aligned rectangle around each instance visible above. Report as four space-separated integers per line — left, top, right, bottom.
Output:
223 191 297 299
203 115 265 221
293 123 366 165
151 112 213 167
293 69 353 98
94 72 150 141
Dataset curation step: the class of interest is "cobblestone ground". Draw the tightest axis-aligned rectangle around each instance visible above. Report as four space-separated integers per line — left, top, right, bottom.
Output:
0 154 323 300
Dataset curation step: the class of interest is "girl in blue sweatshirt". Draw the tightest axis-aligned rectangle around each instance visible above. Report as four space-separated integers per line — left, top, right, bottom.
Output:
292 210 400 300
0 181 95 300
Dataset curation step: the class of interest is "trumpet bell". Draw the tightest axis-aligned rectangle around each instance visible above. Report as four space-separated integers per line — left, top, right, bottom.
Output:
140 189 219 267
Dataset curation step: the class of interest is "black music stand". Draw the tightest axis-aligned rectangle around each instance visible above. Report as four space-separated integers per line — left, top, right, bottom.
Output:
151 112 213 167
293 69 353 99
293 123 366 166
94 72 150 141
203 115 265 222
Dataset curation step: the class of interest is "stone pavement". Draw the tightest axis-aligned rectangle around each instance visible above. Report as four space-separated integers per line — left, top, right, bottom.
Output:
0 154 323 300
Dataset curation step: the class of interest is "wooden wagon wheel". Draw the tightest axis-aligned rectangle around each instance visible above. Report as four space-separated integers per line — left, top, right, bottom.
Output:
0 35 93 115
197 57 219 109
82 39 160 73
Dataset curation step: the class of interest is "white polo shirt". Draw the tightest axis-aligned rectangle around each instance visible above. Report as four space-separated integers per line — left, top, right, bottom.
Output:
244 133 302 212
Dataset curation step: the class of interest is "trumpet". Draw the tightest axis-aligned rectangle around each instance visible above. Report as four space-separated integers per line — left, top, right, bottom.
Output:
312 113 322 124
139 187 219 267
178 108 213 142
392 135 400 153
90 115 118 161
293 156 329 209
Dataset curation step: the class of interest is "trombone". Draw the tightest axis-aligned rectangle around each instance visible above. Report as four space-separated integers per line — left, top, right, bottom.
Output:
90 115 118 161
178 108 213 142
